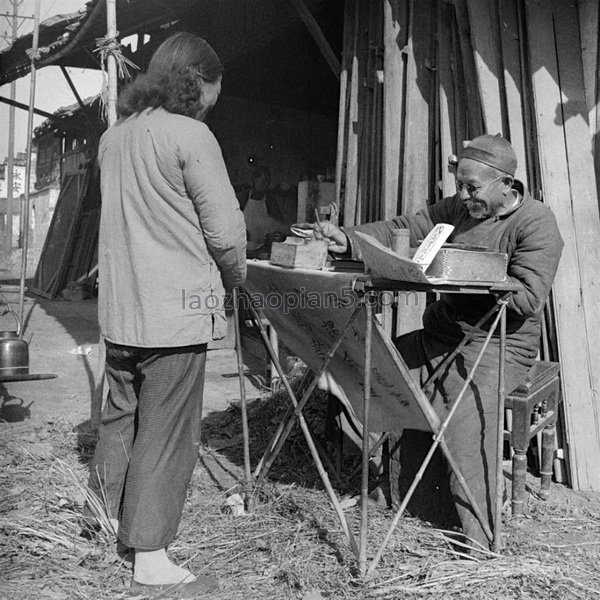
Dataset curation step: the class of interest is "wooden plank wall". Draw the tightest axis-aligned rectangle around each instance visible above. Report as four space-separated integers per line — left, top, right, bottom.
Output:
336 0 600 490
530 0 600 491
578 0 600 200
466 0 507 136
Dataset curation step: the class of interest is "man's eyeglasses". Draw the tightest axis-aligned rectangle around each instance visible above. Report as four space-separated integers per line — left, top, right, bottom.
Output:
456 175 505 196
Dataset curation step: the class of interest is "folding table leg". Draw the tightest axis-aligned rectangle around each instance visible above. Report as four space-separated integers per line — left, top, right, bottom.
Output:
249 300 360 485
243 292 362 556
359 297 373 576
233 288 253 508
494 301 508 551
368 305 506 576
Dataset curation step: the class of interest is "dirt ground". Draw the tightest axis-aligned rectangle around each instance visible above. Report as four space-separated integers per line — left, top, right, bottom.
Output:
1 287 600 599
0 293 265 425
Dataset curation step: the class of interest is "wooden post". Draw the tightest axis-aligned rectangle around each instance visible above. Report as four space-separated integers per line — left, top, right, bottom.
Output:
466 0 506 136
454 0 485 137
365 0 383 224
401 0 434 215
353 0 371 226
450 15 467 152
342 0 360 227
498 0 528 183
578 0 600 203
515 0 541 195
382 0 408 219
334 0 354 224
438 0 457 197
579 0 599 146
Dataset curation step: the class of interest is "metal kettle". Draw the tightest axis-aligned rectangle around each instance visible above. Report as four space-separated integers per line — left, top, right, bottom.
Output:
0 309 29 376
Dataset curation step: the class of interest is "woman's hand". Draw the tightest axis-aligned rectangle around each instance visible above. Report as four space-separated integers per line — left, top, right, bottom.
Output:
312 222 349 254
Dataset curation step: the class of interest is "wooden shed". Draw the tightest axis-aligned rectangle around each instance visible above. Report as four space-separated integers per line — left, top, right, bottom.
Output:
1 0 599 491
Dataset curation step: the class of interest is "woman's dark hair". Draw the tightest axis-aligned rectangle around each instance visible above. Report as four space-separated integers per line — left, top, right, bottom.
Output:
117 32 223 119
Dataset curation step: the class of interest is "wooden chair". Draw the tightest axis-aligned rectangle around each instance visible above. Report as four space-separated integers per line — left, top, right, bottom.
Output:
504 361 561 516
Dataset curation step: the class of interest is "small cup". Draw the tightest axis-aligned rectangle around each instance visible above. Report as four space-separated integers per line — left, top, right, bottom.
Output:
391 229 410 257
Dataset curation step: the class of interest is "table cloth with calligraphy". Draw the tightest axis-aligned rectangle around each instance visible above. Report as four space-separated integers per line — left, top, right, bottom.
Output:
244 261 432 433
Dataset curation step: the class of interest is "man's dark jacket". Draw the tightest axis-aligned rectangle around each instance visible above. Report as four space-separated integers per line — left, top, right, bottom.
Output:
345 183 564 356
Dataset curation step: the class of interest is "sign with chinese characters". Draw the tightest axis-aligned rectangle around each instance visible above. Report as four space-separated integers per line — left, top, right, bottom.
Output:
244 261 433 433
0 164 27 198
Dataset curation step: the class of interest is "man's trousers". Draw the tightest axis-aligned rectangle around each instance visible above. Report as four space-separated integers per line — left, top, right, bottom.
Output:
392 329 535 549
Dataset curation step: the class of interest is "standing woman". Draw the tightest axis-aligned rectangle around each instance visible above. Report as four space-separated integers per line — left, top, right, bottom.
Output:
86 32 246 594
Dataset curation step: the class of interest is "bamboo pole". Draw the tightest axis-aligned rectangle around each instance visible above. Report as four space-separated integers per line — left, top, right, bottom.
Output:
105 0 118 127
498 0 528 184
515 0 540 195
334 0 353 224
17 0 41 335
92 0 119 427
233 288 253 508
494 299 508 552
359 297 373 577
5 95 15 257
342 0 360 227
454 0 485 137
438 1 457 197
450 11 467 145
3 2 25 260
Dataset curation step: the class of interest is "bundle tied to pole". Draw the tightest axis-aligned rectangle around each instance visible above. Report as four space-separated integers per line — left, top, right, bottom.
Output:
93 33 138 122
25 46 49 62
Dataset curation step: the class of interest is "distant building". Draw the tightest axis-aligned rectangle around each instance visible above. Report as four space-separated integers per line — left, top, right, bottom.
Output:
0 152 36 199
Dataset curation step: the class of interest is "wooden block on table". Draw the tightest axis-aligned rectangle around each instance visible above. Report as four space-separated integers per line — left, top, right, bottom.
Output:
270 239 329 270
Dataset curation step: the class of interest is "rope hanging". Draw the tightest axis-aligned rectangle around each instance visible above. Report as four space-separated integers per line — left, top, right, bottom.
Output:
93 32 139 122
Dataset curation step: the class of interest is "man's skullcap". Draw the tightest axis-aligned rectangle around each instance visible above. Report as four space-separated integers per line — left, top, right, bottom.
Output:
460 134 517 176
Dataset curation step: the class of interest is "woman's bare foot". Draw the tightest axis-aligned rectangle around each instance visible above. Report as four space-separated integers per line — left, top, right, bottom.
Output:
133 548 195 585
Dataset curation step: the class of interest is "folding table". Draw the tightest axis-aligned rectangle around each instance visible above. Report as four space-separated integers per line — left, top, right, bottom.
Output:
235 260 519 577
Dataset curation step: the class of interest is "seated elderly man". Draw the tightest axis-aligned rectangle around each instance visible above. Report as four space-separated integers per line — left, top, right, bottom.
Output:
314 134 564 552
